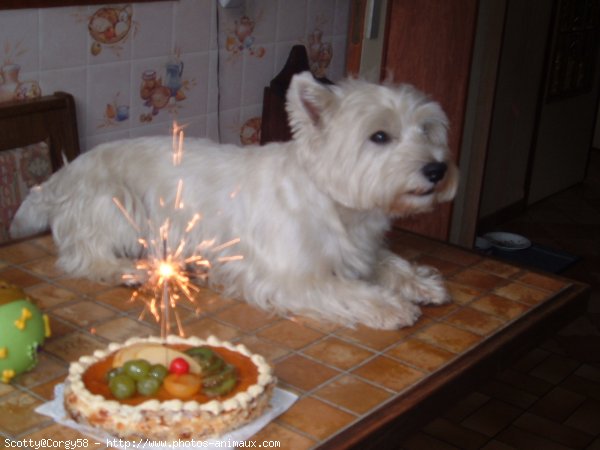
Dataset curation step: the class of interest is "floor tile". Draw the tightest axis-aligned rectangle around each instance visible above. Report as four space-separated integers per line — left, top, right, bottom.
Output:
43 332 105 363
302 337 374 370
470 295 531 321
445 307 505 336
50 301 116 328
415 323 481 353
182 316 241 341
257 320 325 350
214 302 277 332
277 396 356 440
352 355 424 392
335 319 431 351
0 242 49 264
0 392 48 435
91 316 155 342
313 374 392 414
422 417 489 450
24 283 80 309
563 399 600 435
461 399 522 437
528 353 580 384
449 268 506 291
275 354 340 391
234 335 290 362
495 425 574 450
250 422 316 450
514 411 593 448
386 338 455 372
494 282 551 306
445 281 485 305
474 259 522 278
400 431 462 450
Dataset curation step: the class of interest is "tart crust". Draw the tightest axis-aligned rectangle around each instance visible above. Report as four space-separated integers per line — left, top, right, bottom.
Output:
64 335 276 441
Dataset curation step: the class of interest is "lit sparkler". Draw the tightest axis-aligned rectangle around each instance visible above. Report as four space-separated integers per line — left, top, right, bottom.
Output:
114 122 241 337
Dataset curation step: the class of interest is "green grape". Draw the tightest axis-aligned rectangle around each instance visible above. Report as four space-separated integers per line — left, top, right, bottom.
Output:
109 374 136 399
148 364 168 381
123 359 151 381
105 366 124 382
137 376 162 396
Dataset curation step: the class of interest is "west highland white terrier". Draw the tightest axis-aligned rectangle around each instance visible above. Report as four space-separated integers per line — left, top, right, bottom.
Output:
11 72 458 329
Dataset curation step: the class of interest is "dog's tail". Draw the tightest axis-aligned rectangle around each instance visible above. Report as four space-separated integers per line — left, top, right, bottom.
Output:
9 185 53 239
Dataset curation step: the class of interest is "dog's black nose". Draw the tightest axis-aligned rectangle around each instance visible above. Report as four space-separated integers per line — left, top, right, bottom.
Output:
422 162 447 183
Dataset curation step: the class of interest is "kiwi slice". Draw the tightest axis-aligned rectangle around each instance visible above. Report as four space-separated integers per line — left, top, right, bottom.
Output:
202 364 236 388
204 376 237 397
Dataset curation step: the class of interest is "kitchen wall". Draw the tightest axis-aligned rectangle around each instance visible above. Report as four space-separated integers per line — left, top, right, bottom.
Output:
0 0 350 151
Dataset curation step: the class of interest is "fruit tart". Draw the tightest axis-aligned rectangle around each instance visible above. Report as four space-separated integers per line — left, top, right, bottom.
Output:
64 335 276 441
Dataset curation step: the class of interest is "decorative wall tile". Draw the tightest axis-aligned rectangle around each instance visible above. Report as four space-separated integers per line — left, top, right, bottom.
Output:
132 2 174 59
174 0 213 54
40 7 88 70
0 1 351 148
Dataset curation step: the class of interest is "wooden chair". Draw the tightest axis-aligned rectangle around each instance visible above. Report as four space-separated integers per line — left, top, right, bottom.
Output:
0 92 80 242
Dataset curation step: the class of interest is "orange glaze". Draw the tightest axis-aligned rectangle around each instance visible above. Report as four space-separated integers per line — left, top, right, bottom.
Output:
81 345 259 406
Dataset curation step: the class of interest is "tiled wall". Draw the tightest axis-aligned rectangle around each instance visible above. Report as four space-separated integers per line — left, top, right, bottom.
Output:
0 0 350 151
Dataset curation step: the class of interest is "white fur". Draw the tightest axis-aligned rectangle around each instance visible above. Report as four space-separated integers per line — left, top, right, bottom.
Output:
10 72 459 329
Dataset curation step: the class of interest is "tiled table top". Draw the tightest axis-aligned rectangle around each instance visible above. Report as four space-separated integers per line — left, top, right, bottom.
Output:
0 232 588 449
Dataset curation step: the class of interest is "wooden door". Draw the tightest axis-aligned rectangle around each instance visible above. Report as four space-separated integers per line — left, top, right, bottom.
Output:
349 0 479 240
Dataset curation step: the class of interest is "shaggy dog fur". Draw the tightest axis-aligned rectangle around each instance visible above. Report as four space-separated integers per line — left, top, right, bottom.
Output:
11 72 458 329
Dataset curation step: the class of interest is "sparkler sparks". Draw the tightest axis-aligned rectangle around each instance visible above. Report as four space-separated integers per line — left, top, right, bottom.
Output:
114 122 242 338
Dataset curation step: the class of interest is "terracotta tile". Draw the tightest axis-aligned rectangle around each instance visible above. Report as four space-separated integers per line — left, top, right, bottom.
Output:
44 316 77 340
0 242 49 264
92 316 155 342
445 307 505 336
517 271 570 292
461 399 522 437
446 281 484 305
529 386 586 423
21 256 64 279
94 286 141 312
415 323 481 353
235 335 290 362
51 300 116 327
353 355 424 392
303 337 374 370
386 338 455 372
529 354 580 385
564 399 600 435
0 267 42 287
474 259 522 278
214 302 277 332
0 380 16 397
275 354 340 391
442 392 490 422
0 392 48 435
257 320 325 350
421 301 459 319
496 425 575 450
24 283 80 309
189 287 237 314
13 352 67 387
400 431 462 450
54 277 111 296
30 376 66 400
494 282 551 306
428 244 482 266
422 417 489 450
287 315 340 334
414 254 462 276
471 294 530 321
494 368 553 397
250 422 316 450
29 234 57 254
335 318 432 351
44 332 105 363
182 316 241 341
478 379 538 409
314 374 392 414
277 396 356 440
449 268 506 291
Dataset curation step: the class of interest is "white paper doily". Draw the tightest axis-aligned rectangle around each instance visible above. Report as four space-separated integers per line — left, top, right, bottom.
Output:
36 384 297 449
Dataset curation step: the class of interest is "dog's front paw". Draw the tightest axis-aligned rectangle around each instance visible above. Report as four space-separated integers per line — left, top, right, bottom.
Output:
409 265 451 305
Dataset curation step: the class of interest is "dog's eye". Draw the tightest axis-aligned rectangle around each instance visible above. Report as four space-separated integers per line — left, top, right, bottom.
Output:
369 131 391 144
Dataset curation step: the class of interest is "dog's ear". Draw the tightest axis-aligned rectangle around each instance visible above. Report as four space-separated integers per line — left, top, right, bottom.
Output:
286 72 336 135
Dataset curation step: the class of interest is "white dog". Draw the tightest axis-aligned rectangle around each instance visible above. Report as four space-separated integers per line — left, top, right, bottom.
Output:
11 72 458 329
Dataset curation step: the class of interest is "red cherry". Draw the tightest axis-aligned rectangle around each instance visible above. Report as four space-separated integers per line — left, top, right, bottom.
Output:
169 357 190 375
